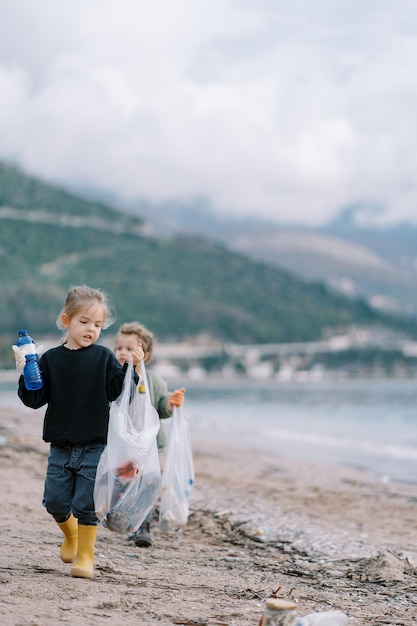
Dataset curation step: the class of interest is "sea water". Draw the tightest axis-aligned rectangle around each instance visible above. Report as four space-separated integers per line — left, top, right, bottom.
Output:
179 378 417 484
2 377 417 484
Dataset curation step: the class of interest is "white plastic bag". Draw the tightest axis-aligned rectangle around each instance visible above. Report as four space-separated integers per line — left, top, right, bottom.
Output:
94 361 161 533
159 405 194 532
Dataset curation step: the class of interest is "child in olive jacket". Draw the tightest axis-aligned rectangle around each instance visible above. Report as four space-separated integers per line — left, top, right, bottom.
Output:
114 321 185 547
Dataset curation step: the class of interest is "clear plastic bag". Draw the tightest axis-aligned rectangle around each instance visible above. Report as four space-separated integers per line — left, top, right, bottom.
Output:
94 361 161 533
159 405 194 533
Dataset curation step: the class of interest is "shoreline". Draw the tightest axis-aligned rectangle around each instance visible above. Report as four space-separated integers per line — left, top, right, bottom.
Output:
2 404 417 624
2 368 417 386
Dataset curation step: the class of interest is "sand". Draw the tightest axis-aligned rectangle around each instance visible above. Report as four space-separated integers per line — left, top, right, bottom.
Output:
1 404 417 626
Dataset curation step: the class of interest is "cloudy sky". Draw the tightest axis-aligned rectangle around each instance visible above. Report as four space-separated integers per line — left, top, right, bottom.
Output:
1 0 417 226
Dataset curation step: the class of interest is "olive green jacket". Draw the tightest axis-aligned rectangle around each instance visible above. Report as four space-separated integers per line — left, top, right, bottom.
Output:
145 369 173 451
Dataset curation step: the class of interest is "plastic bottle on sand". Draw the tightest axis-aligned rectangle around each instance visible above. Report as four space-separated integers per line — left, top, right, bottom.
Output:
17 330 44 391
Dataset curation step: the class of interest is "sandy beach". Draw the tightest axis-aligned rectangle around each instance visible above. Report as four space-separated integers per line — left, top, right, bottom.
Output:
1 403 417 626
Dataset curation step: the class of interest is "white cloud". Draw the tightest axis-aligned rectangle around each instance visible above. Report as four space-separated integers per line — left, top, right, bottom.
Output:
1 0 417 225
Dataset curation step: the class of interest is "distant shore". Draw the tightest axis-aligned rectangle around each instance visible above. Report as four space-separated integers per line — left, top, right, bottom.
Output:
2 367 417 386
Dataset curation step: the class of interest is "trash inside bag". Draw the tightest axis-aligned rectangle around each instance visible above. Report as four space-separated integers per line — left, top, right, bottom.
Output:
102 469 161 533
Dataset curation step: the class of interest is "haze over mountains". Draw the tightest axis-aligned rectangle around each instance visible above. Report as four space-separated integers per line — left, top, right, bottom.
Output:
121 199 417 320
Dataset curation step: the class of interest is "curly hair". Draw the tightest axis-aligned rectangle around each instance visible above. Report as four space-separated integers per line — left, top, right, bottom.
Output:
116 321 154 356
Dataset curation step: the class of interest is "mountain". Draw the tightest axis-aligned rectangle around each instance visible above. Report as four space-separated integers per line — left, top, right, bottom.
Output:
126 199 417 319
0 161 415 368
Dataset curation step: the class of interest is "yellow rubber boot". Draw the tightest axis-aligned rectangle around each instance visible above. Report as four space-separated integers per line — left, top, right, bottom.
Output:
56 514 78 563
70 525 98 579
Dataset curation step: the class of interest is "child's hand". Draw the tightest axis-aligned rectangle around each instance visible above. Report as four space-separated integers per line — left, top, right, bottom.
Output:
132 345 145 376
12 345 25 374
12 344 45 375
168 388 186 409
131 345 145 369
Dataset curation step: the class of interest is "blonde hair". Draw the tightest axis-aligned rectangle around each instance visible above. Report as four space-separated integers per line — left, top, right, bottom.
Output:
116 321 154 356
56 285 115 331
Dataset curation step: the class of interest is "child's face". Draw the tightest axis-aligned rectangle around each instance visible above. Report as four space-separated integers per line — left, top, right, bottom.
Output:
61 302 106 350
114 333 143 365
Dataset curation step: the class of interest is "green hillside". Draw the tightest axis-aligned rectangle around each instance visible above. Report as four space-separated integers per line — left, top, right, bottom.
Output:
0 161 415 366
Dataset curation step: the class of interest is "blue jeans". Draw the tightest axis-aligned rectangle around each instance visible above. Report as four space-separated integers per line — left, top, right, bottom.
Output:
43 443 105 526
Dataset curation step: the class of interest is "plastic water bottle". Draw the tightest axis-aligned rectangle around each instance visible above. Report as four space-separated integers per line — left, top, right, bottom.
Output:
17 330 44 390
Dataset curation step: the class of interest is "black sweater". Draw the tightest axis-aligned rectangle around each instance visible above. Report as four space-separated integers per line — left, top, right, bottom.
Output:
18 344 135 446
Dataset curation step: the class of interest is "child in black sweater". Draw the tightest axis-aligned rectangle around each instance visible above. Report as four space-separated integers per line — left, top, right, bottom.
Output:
14 285 143 579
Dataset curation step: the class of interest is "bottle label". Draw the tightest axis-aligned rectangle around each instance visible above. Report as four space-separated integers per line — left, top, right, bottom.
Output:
20 344 37 356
